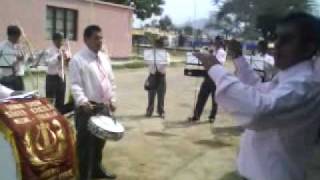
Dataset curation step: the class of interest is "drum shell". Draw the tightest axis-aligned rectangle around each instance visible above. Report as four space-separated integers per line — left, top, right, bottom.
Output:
88 118 124 141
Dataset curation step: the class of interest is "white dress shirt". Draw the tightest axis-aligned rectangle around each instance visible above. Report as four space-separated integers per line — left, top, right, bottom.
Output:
148 49 171 74
208 57 320 180
69 46 116 106
0 40 27 76
45 45 71 76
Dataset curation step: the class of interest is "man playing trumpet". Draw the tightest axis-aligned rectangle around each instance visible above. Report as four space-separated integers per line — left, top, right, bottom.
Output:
44 32 72 113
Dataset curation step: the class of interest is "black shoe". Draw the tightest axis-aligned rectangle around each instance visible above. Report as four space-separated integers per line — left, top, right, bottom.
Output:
159 113 165 119
187 116 199 122
92 168 117 179
208 116 215 123
145 112 152 117
209 118 215 123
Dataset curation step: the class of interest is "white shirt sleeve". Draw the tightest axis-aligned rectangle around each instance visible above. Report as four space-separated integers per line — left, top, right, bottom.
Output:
69 58 89 106
45 49 59 66
106 58 116 103
0 84 13 98
208 65 315 130
233 57 262 86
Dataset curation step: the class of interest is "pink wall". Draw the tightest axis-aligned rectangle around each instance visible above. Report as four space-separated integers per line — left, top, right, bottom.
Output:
0 0 133 59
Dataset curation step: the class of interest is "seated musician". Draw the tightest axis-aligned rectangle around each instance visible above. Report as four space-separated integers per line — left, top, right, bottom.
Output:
194 12 320 180
0 25 28 91
69 25 117 179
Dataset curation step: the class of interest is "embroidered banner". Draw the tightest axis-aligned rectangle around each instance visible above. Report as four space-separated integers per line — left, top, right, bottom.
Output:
0 98 77 180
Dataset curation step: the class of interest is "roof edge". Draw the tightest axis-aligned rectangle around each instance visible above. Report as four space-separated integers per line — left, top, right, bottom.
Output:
82 0 134 10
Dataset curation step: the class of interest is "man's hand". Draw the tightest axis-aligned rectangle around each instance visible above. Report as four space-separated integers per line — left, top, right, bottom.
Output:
109 103 117 112
80 102 94 114
17 54 24 62
193 53 220 70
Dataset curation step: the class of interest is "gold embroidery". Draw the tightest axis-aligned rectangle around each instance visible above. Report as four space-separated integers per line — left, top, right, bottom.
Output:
36 111 58 120
5 103 25 111
4 110 28 118
25 100 42 108
13 117 31 125
24 119 67 167
30 106 51 114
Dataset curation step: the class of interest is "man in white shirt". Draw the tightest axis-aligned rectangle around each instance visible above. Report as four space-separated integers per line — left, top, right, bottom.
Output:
69 25 116 179
0 26 27 90
194 12 320 180
188 36 227 123
45 32 71 113
250 40 276 82
145 38 170 118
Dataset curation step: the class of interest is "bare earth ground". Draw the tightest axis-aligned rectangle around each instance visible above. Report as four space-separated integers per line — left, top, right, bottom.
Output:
25 64 320 180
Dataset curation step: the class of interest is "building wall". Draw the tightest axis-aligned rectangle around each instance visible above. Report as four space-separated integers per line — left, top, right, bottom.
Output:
0 0 133 59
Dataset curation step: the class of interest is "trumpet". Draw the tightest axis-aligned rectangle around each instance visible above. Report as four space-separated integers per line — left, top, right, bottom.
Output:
59 38 73 81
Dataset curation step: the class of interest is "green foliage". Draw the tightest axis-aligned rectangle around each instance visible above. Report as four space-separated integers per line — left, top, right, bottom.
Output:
214 0 313 39
99 0 165 20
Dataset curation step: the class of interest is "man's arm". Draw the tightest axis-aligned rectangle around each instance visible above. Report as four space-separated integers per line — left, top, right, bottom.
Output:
208 65 318 130
69 58 89 106
233 56 262 86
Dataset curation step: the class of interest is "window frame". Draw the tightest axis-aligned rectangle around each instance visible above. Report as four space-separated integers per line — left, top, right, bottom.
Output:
46 6 78 41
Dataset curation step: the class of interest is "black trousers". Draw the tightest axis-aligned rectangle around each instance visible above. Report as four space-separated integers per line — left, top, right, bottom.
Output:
75 103 110 180
147 73 166 115
46 75 66 113
193 76 218 120
0 75 24 91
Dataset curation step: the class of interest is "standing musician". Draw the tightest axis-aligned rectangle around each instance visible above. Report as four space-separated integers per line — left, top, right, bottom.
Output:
145 38 170 118
0 25 29 91
44 32 72 113
250 40 276 82
188 36 227 123
194 12 320 180
69 25 116 179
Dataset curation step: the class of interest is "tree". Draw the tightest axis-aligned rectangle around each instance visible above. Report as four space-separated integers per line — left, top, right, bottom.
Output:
214 0 312 40
159 15 174 31
99 0 165 20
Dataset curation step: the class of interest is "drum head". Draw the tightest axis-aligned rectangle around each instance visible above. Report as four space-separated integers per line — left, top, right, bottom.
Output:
90 116 124 133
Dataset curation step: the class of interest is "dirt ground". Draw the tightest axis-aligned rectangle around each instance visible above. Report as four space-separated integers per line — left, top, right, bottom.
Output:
25 65 320 180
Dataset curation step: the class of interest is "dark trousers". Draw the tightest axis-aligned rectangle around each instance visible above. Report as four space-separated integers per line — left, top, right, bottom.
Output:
46 75 66 113
193 76 218 120
75 104 110 180
0 75 24 91
147 73 166 115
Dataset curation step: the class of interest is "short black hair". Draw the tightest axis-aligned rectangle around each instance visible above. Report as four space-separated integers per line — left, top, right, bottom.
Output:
258 40 268 51
52 32 64 40
7 25 21 37
278 12 320 52
84 25 102 39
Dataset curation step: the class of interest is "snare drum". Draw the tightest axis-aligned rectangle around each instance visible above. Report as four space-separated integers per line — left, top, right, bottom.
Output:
88 115 124 141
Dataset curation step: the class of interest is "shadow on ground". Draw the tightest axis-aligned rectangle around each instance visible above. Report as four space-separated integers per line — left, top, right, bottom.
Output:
194 139 232 149
219 171 243 180
212 126 243 137
144 131 178 138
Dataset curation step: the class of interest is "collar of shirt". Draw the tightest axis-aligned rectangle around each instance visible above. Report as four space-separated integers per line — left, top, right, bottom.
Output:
276 60 312 82
83 45 100 61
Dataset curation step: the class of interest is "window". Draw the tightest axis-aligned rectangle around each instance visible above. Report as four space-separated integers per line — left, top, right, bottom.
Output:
46 6 78 40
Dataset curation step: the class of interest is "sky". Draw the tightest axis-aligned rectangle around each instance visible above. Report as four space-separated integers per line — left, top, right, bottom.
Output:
133 0 215 27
